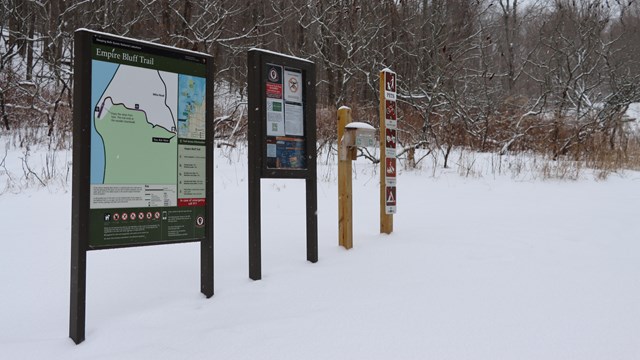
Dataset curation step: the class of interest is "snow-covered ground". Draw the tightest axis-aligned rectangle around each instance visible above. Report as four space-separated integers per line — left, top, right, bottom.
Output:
1 144 640 359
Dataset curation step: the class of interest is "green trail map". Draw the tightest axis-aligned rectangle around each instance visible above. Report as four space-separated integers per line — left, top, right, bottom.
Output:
88 35 208 248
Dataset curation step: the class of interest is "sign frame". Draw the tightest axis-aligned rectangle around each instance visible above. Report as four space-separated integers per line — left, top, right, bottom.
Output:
247 49 318 280
70 29 215 344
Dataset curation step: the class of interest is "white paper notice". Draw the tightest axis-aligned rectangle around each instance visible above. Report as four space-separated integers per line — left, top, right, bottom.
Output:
284 70 303 103
267 143 277 157
266 98 285 136
285 102 304 136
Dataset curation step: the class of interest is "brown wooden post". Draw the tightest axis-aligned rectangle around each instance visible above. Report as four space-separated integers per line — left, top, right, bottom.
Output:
380 69 397 234
338 106 354 249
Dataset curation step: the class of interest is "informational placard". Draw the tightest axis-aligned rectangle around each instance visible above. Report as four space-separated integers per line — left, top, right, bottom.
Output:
71 29 214 345
263 63 306 169
247 48 317 281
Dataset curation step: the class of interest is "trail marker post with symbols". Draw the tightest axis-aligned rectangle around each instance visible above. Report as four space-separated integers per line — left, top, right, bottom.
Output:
247 49 318 280
380 68 397 233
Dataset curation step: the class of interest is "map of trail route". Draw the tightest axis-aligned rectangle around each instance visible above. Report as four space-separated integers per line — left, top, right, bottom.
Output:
177 75 206 140
84 33 209 248
93 62 178 185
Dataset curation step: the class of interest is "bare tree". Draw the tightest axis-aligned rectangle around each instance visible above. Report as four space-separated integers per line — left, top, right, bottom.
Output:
0 0 638 169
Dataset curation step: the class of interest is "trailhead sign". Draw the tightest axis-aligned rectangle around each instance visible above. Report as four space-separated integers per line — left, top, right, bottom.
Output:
89 33 208 247
71 29 214 344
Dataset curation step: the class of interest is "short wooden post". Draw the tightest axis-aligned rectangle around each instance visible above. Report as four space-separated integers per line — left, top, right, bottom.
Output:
338 106 354 249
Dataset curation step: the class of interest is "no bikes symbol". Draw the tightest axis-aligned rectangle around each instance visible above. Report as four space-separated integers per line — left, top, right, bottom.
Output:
288 76 299 94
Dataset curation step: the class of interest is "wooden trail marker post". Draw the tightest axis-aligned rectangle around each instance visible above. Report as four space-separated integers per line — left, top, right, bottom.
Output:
338 107 355 249
337 107 375 249
380 68 397 234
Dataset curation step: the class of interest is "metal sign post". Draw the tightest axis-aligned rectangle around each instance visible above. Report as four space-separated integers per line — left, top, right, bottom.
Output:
70 29 214 344
380 68 397 234
247 49 317 280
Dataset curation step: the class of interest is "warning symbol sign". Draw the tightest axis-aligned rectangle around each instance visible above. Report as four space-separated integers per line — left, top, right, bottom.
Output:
284 69 303 103
385 128 397 158
288 76 299 93
385 100 396 120
385 71 396 93
386 158 396 177
385 128 397 149
386 186 396 206
385 186 397 214
385 158 397 186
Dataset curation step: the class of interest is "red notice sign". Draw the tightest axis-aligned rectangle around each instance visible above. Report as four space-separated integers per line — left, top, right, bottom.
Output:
266 64 283 99
385 100 396 120
386 158 396 177
385 128 397 149
178 198 206 207
266 83 282 99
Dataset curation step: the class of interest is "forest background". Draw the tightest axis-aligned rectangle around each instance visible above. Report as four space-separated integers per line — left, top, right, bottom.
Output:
2 0 640 173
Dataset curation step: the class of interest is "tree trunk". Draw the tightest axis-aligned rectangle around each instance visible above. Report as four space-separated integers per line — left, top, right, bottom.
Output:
1 91 9 131
179 0 193 49
443 143 452 168
407 147 416 169
25 12 35 81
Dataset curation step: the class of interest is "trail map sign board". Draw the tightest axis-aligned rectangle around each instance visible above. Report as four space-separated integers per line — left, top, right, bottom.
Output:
70 29 214 344
247 49 317 280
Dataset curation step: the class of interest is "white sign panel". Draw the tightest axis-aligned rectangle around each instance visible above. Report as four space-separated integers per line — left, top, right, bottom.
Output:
284 70 303 103
266 98 285 136
285 102 304 136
